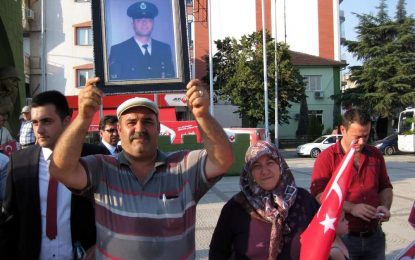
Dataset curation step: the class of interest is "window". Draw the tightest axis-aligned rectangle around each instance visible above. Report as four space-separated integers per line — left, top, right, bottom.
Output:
187 21 193 48
77 69 93 88
186 0 193 5
74 21 93 46
304 75 322 91
325 136 336 143
76 27 92 45
74 64 94 88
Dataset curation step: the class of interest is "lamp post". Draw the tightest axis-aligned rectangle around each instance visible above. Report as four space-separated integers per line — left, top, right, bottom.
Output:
261 0 270 141
274 0 279 147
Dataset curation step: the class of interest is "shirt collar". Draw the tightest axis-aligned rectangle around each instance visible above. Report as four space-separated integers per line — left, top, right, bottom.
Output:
101 140 116 153
118 149 166 168
41 147 53 161
134 38 152 48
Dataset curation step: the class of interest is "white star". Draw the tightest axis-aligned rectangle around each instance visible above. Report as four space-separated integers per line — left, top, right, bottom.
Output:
319 214 336 233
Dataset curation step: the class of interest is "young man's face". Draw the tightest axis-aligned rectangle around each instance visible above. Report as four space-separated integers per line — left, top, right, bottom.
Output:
132 18 154 37
100 123 120 146
118 107 160 160
340 122 371 152
31 104 70 149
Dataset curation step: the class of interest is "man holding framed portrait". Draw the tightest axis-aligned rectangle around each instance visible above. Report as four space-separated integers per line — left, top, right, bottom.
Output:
108 1 175 80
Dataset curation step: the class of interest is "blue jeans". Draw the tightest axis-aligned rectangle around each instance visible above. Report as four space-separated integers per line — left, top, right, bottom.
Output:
342 227 385 260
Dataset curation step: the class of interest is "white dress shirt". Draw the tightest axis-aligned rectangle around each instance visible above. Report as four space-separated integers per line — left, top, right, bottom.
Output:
101 140 117 155
39 148 73 260
134 38 152 55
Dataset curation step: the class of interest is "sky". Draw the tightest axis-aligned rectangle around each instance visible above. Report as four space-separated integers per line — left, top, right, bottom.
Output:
340 0 415 69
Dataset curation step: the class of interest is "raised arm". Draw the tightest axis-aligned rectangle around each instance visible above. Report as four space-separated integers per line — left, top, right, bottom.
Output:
186 79 234 179
49 77 103 189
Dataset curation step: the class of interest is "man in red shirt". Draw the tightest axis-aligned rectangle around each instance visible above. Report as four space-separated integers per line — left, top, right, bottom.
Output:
310 108 393 260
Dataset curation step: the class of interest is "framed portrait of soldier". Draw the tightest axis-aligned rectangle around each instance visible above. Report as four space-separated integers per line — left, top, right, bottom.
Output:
92 0 190 94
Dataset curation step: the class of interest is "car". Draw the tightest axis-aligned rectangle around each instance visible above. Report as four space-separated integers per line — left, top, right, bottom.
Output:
296 135 342 158
373 134 398 156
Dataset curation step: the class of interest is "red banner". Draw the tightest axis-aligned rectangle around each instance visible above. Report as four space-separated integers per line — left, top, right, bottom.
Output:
0 140 18 157
409 201 415 229
160 121 201 144
395 240 415 260
300 145 355 260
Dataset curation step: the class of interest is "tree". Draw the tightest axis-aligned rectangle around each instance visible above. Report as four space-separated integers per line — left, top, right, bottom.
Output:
296 97 309 137
203 31 306 127
341 0 415 117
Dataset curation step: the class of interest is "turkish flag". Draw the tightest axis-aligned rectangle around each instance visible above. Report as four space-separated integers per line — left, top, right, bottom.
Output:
0 140 18 157
300 145 355 260
409 201 415 229
395 240 415 259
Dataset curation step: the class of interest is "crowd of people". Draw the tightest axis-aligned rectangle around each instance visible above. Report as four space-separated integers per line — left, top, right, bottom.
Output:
0 74 395 259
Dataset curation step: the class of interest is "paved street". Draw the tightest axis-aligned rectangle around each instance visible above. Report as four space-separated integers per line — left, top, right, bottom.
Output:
195 150 415 259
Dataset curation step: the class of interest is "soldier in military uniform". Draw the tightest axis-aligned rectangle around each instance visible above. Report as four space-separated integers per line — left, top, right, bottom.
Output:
109 1 175 80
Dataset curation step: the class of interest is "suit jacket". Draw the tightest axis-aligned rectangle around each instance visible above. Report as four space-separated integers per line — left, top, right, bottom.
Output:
0 144 109 259
98 141 122 155
108 37 175 80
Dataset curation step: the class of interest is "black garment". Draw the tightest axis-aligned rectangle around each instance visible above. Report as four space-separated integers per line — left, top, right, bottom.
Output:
98 141 122 155
108 37 175 80
0 144 109 259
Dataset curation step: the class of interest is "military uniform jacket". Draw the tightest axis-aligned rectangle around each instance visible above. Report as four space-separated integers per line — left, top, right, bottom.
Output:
109 37 175 80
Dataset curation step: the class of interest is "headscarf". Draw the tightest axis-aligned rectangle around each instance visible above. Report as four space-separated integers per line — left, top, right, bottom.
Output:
236 140 297 260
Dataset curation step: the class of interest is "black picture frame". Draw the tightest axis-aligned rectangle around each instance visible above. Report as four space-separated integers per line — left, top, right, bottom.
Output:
91 0 190 94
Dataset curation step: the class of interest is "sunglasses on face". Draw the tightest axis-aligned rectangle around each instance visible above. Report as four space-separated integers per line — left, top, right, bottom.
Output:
104 128 118 134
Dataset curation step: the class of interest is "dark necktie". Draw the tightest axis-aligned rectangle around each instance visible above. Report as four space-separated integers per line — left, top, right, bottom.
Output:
46 176 58 240
143 44 150 57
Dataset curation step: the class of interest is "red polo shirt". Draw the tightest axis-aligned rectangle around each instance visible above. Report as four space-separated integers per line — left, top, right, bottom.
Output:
310 141 393 233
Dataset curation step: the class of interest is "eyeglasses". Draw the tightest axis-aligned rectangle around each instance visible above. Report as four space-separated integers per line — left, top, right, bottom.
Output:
104 128 118 134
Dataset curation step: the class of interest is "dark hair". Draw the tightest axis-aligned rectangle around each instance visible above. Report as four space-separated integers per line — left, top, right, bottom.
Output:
31 90 70 120
342 108 371 130
99 115 118 130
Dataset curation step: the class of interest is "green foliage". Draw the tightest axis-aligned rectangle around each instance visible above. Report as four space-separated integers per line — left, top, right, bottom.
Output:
203 31 306 127
296 98 309 137
308 116 324 141
340 0 415 117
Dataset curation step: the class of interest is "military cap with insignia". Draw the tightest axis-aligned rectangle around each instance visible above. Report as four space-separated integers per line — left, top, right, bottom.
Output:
127 1 159 19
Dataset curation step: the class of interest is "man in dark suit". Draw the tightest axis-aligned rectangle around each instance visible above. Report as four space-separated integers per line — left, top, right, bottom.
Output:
98 115 121 155
0 90 109 259
109 1 175 80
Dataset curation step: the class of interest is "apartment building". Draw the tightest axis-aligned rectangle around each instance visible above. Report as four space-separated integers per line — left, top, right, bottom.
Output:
23 0 345 139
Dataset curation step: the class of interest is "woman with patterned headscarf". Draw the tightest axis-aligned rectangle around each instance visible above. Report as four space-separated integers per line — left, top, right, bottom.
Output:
209 141 319 260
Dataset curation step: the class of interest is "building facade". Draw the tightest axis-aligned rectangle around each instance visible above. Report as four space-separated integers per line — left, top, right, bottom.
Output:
23 0 345 140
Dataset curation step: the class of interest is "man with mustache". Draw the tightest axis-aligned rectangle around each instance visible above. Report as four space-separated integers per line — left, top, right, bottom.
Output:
49 77 234 259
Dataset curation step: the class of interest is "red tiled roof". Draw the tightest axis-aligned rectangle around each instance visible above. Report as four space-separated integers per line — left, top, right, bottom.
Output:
289 50 347 67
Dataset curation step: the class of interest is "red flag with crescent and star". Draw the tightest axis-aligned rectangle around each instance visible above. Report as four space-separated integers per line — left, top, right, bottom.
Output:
300 144 356 260
0 140 18 157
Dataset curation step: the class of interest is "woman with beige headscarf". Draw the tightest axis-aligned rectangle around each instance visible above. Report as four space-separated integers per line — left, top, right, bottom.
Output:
209 141 319 259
